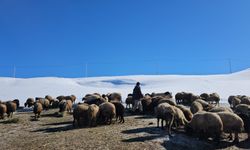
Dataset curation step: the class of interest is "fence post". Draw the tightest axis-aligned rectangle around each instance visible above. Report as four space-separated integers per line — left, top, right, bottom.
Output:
85 63 88 77
228 59 232 73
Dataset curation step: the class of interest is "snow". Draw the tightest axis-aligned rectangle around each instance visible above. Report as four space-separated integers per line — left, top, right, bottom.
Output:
0 69 250 106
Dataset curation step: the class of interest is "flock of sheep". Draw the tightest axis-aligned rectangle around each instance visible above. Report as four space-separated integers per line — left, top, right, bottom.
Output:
0 91 250 145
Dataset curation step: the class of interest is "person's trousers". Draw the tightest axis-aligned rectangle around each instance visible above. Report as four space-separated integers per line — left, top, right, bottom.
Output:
132 100 142 112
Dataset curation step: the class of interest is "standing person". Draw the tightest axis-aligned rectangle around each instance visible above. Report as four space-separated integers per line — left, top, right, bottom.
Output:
132 82 143 113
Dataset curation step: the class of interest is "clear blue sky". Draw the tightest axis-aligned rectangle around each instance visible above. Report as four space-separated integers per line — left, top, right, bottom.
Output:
0 0 250 77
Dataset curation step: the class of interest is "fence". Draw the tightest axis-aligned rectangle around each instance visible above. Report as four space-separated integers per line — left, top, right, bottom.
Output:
0 58 250 78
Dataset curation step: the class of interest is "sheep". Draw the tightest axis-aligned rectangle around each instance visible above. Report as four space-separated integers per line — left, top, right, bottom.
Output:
83 94 106 106
12 99 20 108
185 112 223 142
158 98 176 106
176 105 193 121
45 95 53 103
155 103 175 136
232 97 242 108
141 96 153 114
208 107 233 113
25 98 35 107
228 95 236 107
36 98 50 110
172 106 188 127
107 92 122 102
99 102 116 125
125 94 133 109
87 104 100 127
241 96 250 105
190 101 204 114
237 113 250 140
200 93 209 101
33 102 43 120
6 101 17 118
0 103 7 119
216 112 244 143
190 94 201 103
151 92 172 99
111 101 125 123
59 100 73 113
175 92 184 104
234 104 250 115
194 99 212 110
207 93 220 106
73 103 89 127
65 95 77 104
56 95 65 102
51 99 60 108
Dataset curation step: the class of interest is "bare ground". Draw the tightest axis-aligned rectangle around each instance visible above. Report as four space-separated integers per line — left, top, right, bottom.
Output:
0 108 249 150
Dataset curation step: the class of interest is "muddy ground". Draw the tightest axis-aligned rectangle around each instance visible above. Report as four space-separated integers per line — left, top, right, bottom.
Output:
0 108 249 150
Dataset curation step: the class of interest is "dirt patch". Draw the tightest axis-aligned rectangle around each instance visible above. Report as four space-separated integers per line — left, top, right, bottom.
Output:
0 109 249 150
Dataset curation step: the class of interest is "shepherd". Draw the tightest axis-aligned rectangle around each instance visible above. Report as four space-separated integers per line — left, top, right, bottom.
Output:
132 82 143 113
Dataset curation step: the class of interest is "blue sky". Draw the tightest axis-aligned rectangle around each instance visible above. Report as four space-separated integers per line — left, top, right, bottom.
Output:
0 0 250 77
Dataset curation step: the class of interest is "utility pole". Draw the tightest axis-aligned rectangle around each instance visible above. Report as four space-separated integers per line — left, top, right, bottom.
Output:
228 58 232 73
13 65 16 78
85 63 88 77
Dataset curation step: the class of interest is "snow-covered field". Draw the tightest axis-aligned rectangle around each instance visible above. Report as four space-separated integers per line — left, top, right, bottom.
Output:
0 69 250 106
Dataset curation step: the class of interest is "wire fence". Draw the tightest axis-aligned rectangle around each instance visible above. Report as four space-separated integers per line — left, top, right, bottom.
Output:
0 58 250 78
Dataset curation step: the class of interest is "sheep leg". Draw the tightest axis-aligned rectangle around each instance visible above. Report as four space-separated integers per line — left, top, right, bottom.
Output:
72 118 75 127
228 133 233 140
168 114 174 137
233 132 239 143
161 119 164 130
157 117 160 128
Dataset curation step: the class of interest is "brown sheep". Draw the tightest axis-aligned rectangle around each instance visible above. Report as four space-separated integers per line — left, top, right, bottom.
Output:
200 93 209 101
237 113 250 140
70 95 77 104
152 92 173 99
25 98 35 107
45 95 53 103
0 103 7 119
111 101 125 123
190 101 203 114
33 102 43 120
73 103 89 127
194 99 212 110
56 95 65 102
172 106 188 127
176 105 193 121
99 102 116 125
234 104 250 115
228 95 236 107
107 92 122 102
87 104 100 127
12 99 20 108
158 98 176 106
141 96 153 114
208 107 233 113
241 97 250 105
190 95 201 103
216 112 244 143
207 93 220 106
36 98 50 110
83 94 106 106
185 112 223 142
175 92 184 104
6 101 17 118
155 103 175 136
125 94 133 109
59 100 73 113
51 99 60 108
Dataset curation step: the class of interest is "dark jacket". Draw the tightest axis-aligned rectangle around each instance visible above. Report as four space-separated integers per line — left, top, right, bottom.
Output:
132 85 143 101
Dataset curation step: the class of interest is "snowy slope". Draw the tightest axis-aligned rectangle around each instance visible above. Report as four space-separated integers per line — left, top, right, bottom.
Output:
0 69 250 106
